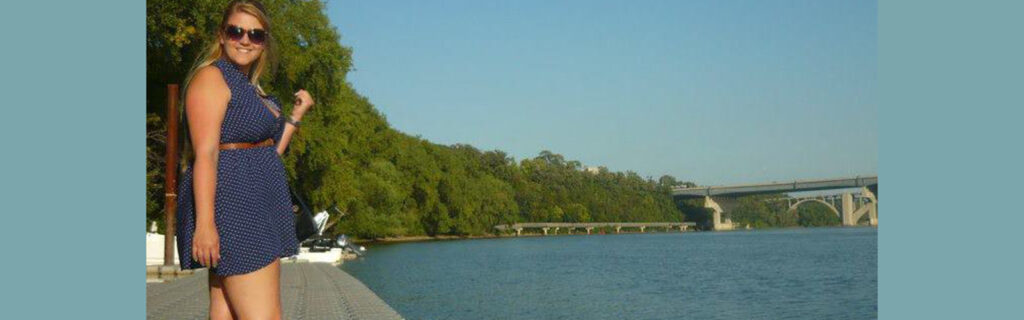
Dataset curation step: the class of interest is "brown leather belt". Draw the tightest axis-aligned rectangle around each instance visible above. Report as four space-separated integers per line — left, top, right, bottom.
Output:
219 138 275 150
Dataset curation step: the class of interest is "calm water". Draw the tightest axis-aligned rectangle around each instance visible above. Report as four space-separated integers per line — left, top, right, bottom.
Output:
342 228 877 320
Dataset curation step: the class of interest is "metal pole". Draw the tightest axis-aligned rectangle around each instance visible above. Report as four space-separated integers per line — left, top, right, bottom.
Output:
163 84 179 266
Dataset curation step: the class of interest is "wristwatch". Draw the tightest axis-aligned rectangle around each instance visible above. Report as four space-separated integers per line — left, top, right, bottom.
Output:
285 116 301 127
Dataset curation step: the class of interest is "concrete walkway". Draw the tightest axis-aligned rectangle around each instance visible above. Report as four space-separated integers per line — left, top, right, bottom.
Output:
146 263 403 320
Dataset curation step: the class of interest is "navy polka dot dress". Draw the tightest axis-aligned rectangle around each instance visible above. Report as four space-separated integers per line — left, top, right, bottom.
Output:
176 58 299 276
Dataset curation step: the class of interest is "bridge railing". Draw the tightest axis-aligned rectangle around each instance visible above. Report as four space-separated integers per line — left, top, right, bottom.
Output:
672 175 877 198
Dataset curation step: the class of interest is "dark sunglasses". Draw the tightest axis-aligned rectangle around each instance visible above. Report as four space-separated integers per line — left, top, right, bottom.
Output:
224 24 268 45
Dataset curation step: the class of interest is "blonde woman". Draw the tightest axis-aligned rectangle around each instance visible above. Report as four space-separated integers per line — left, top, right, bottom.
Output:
175 1 314 319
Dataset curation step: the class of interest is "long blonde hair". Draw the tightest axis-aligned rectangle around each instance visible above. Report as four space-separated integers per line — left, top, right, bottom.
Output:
179 0 274 165
182 0 274 95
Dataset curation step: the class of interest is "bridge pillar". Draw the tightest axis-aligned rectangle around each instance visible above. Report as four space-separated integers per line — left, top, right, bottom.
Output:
567 227 573 235
704 196 737 231
586 227 593 235
837 188 879 226
515 228 522 236
542 227 549 235
842 193 857 226
615 226 621 234
679 225 686 232
553 227 559 235
863 187 878 226
639 226 646 233
868 203 878 226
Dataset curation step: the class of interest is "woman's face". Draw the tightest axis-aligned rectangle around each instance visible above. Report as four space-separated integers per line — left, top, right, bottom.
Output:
219 12 265 70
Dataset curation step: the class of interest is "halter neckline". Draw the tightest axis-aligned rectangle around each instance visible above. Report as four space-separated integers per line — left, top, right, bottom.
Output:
220 58 249 77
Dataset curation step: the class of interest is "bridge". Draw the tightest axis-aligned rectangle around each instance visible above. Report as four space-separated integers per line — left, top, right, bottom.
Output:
495 222 696 236
673 176 878 231
766 191 876 224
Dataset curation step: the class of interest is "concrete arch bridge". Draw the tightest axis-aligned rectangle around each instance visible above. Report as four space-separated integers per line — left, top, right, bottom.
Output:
764 192 878 226
673 176 877 231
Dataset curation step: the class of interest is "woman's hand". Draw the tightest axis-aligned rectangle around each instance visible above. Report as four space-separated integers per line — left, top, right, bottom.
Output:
192 224 221 268
291 89 315 120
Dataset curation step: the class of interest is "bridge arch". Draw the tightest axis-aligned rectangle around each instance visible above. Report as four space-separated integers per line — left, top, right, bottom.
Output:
787 199 840 218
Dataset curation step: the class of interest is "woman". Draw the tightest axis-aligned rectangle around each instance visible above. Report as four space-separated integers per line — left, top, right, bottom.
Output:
175 1 314 319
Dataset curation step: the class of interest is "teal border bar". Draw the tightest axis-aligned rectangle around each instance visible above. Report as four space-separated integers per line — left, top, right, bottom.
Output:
0 0 143 318
881 0 1024 318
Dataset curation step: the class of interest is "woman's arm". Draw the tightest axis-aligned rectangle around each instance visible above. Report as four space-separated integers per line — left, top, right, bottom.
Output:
275 117 298 155
275 89 314 155
185 66 231 268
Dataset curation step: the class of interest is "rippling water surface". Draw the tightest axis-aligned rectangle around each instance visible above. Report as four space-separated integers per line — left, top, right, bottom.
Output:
342 227 877 320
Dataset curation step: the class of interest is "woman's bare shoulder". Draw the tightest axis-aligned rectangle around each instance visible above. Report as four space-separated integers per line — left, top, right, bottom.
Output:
191 65 227 88
188 65 230 99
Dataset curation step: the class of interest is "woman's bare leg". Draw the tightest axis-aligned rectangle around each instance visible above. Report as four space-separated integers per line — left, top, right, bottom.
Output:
221 259 282 320
208 271 236 320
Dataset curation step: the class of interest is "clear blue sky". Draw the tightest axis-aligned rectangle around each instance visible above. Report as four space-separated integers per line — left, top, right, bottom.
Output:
326 0 876 186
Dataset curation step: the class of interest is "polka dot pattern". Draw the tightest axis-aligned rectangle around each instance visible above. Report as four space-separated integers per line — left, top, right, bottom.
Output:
176 58 299 276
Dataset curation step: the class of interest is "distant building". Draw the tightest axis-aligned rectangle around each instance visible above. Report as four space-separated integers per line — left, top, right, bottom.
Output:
585 166 600 175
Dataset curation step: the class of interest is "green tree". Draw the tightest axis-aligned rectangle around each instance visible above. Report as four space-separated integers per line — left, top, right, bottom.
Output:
796 202 841 227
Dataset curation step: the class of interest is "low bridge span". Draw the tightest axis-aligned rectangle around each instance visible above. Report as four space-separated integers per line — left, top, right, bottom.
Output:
495 222 696 236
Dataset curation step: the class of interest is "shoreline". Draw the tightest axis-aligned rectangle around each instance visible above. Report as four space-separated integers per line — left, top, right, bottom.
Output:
353 233 523 245
352 229 694 245
350 225 878 245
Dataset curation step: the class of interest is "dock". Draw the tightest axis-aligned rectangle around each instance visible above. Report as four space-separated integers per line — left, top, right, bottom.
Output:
146 262 403 320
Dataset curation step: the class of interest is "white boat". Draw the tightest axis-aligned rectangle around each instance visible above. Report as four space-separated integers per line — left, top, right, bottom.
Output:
293 209 366 263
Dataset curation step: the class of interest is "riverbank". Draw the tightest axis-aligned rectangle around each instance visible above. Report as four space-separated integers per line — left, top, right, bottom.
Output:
349 225 877 245
353 229 699 245
353 233 527 245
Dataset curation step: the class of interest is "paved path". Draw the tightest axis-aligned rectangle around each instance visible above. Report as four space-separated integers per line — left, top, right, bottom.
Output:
146 263 403 320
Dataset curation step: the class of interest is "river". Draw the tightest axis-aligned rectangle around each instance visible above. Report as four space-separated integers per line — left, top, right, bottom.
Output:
341 227 877 320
